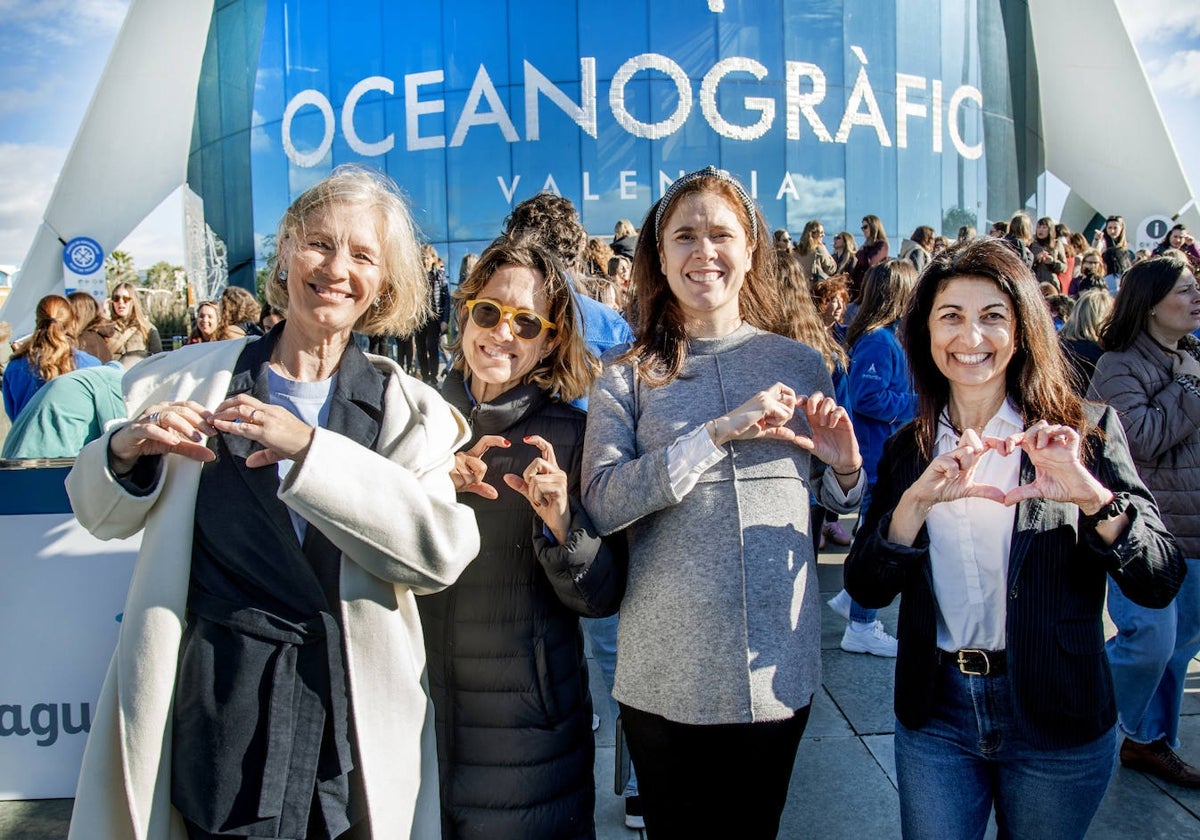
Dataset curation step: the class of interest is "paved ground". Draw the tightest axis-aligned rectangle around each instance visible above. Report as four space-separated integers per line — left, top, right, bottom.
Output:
4 522 1198 839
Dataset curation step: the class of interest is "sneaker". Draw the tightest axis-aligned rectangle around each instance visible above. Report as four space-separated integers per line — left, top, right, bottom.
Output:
592 713 601 732
823 520 853 546
826 589 852 621
624 795 645 830
1120 737 1200 787
840 621 898 657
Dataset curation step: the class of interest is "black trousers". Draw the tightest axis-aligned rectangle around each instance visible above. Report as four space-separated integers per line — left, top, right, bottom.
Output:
415 323 442 382
619 702 811 839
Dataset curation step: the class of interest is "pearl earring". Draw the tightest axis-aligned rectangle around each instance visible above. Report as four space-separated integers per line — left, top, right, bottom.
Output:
373 296 382 307
278 269 288 283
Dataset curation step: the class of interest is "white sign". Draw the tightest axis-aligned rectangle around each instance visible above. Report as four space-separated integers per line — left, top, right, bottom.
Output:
0 512 138 800
1135 215 1174 253
62 237 106 301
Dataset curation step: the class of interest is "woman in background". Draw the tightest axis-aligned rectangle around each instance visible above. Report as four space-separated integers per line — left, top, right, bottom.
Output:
826 260 917 656
902 226 935 274
188 300 221 344
1059 290 1113 396
219 286 265 339
832 230 858 276
69 291 115 363
1088 253 1200 789
1152 223 1200 273
1032 216 1068 289
1095 215 1135 279
850 215 889 296
108 282 163 359
795 220 836 283
4 294 102 420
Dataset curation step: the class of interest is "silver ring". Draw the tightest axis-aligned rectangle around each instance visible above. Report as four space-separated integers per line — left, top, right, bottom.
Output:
146 411 161 425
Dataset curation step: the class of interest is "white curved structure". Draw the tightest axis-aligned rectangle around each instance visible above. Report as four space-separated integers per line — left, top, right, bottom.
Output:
0 0 213 334
3 0 1193 335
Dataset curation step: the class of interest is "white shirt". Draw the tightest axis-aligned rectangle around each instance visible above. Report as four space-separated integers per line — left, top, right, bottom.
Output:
925 399 1023 652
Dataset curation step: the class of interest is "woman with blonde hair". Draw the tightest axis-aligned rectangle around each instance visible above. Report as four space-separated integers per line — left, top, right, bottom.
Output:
4 294 102 420
795 220 836 283
107 282 162 359
1059 289 1114 395
64 164 479 839
832 230 858 275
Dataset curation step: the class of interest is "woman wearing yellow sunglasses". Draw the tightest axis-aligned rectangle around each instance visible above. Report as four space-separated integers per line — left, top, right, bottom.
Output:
420 236 626 838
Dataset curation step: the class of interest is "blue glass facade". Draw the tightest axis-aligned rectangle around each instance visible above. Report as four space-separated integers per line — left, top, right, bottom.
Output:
188 0 1038 289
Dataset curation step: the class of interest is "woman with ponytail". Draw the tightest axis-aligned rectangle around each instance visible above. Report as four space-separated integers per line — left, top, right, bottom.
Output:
3 294 102 420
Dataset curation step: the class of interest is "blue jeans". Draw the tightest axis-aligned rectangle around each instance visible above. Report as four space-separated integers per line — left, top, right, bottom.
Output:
895 662 1117 840
581 614 638 796
849 482 877 624
1106 557 1200 746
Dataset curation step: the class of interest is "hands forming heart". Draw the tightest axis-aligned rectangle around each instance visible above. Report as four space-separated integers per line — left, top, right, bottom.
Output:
914 420 1106 511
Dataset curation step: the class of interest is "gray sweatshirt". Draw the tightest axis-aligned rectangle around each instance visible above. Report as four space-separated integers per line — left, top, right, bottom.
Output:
582 324 861 725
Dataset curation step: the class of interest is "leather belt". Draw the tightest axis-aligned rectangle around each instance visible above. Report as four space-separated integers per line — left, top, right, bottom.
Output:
938 647 1007 676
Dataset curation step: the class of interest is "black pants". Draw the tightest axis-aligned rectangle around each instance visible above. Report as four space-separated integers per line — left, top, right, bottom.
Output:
619 702 811 839
415 323 441 382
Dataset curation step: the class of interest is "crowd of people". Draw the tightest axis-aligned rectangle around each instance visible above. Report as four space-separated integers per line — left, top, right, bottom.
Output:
1 163 1198 840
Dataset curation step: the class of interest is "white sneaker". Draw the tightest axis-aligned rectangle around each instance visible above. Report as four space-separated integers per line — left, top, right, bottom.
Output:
840 621 898 657
826 589 852 621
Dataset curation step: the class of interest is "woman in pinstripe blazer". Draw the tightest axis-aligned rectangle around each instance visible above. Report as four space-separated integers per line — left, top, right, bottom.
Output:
845 239 1184 840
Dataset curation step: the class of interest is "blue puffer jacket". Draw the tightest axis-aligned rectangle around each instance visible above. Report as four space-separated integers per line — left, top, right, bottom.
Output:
848 323 915 486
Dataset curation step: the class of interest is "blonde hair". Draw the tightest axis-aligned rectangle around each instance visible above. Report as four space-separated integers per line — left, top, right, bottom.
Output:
110 282 152 339
266 165 428 336
450 237 600 402
1060 290 1114 343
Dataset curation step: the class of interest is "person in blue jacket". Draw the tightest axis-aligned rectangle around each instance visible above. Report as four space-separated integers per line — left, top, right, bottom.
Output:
3 294 102 421
827 260 917 657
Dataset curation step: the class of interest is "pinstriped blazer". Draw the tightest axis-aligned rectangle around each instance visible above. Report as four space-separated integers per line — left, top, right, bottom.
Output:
845 403 1185 749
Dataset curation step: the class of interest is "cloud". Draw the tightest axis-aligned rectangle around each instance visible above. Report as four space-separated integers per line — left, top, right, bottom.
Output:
1116 0 1200 44
0 142 68 266
0 0 129 46
1143 50 1200 98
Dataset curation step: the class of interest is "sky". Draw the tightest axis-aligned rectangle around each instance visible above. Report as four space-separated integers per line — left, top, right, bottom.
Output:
0 0 1198 272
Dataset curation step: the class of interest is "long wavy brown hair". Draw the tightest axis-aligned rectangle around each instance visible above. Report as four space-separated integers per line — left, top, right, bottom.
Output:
12 294 79 383
903 239 1088 458
622 172 783 386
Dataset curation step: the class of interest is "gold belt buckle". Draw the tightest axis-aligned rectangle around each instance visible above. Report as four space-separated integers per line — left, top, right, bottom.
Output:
957 649 990 676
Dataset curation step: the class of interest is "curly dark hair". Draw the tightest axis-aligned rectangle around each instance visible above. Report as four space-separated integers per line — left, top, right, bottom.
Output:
502 192 588 273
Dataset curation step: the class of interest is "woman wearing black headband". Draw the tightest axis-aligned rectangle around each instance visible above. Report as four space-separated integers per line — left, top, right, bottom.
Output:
583 166 864 838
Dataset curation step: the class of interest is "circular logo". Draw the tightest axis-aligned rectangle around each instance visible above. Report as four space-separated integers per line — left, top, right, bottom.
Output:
63 237 104 275
1136 215 1175 251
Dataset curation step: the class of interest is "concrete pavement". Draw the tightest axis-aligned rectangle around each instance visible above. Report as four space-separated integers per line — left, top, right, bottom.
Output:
4 523 1198 839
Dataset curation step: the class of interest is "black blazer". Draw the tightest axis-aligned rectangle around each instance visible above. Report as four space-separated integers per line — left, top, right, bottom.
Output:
845 404 1185 749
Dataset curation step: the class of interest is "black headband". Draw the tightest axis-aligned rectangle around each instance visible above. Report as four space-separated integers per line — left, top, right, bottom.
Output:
654 165 758 242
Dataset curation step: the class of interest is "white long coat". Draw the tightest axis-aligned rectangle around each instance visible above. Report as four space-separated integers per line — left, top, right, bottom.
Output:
64 337 480 839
